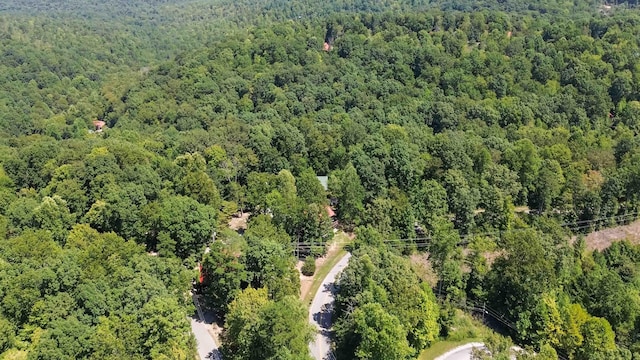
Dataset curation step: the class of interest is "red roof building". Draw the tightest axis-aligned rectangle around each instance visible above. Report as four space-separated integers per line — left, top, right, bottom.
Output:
325 205 336 218
92 120 106 132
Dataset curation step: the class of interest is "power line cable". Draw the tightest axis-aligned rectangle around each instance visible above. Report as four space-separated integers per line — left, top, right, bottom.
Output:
295 211 640 250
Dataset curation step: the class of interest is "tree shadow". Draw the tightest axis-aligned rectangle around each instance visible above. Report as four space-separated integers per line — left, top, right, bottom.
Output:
313 302 334 330
206 348 222 360
317 282 336 297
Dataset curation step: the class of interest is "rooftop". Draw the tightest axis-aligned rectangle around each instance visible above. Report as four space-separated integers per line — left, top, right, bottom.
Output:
316 176 328 191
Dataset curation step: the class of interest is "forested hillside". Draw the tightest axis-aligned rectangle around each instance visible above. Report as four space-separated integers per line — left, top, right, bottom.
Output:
2 0 640 359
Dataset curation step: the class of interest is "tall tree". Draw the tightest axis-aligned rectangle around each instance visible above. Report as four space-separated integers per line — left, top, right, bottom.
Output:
330 163 365 226
223 288 313 360
442 169 476 233
243 238 299 300
201 242 247 315
487 229 557 341
296 168 327 205
351 303 413 360
145 195 217 259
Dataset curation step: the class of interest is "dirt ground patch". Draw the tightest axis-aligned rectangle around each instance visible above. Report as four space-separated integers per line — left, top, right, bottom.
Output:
298 240 341 301
228 212 250 231
482 249 506 267
410 253 438 287
297 260 313 301
576 219 640 251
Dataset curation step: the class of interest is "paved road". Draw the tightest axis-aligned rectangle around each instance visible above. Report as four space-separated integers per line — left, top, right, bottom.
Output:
309 253 351 360
190 294 222 360
434 342 487 360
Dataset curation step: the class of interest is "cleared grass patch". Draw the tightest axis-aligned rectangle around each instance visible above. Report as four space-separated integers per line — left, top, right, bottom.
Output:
419 339 481 360
302 231 352 304
419 310 491 360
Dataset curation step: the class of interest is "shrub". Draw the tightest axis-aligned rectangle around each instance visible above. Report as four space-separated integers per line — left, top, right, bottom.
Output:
301 256 316 276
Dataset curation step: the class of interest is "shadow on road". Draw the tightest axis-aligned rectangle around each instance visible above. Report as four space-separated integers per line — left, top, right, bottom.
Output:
313 302 334 330
321 282 335 294
200 309 217 324
206 349 222 360
191 313 205 323
192 295 221 325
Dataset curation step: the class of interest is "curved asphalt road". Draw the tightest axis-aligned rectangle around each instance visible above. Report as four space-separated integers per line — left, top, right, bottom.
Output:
309 253 352 360
434 342 487 360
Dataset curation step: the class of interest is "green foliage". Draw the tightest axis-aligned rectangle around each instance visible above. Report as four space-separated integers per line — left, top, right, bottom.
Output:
412 180 449 229
175 153 222 208
330 163 365 226
253 296 314 360
301 256 316 276
244 237 300 300
246 171 332 255
33 196 75 243
4 0 640 358
194 214 302 307
297 168 327 205
487 229 557 340
222 288 313 360
29 316 93 360
352 302 413 360
443 169 477 233
201 242 247 314
334 246 439 358
146 195 217 259
0 225 195 358
0 316 14 354
471 332 514 360
223 287 270 359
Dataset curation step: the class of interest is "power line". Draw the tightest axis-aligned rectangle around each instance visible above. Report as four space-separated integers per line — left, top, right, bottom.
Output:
294 211 640 251
453 298 570 360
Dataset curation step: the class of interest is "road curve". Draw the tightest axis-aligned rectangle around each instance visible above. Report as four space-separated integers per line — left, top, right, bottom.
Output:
309 253 352 360
434 342 486 360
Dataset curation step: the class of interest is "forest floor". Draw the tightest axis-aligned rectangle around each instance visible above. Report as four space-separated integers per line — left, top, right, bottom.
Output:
410 253 438 287
299 231 353 304
576 218 640 251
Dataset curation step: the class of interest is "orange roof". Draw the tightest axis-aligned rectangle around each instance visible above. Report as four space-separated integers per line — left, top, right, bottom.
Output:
325 205 336 217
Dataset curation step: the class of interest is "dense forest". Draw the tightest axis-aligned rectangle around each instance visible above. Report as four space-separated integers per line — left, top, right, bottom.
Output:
3 0 640 359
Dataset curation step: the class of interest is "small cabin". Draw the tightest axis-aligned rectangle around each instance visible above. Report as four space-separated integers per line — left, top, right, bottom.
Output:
316 176 328 191
325 204 338 228
317 175 339 207
92 120 106 132
325 205 336 218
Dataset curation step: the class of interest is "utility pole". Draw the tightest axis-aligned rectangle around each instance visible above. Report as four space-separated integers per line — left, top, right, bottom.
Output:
482 302 486 322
